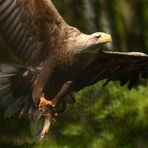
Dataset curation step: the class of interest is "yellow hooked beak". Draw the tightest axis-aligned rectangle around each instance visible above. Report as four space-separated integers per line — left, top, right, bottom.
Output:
96 33 112 44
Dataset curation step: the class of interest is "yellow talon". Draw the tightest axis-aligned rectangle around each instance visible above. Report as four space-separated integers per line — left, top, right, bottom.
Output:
39 97 53 107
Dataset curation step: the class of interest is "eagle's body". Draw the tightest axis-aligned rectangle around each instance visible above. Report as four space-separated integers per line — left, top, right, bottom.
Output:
0 0 148 139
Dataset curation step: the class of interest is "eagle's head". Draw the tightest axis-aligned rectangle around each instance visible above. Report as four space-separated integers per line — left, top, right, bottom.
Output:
68 31 112 53
65 29 112 54
90 32 112 45
83 32 112 53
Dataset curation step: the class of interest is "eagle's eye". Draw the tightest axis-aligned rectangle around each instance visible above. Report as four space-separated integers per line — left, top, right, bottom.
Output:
96 34 101 38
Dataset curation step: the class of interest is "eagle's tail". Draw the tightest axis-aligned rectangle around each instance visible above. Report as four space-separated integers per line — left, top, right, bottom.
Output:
0 64 41 120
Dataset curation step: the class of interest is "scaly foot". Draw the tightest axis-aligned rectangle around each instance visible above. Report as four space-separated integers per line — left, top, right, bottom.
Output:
39 97 53 107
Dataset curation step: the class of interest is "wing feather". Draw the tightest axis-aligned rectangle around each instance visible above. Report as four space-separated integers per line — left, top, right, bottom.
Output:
73 51 148 91
0 0 67 65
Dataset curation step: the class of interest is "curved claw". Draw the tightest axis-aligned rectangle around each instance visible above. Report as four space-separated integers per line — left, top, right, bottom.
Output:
38 132 46 140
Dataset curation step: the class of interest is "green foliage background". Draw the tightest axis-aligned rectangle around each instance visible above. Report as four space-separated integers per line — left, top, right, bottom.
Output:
0 0 148 147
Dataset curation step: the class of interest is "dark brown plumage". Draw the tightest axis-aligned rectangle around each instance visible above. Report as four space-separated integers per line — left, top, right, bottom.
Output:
0 0 148 139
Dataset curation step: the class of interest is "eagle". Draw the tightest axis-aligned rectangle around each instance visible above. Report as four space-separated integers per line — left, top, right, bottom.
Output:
0 0 148 139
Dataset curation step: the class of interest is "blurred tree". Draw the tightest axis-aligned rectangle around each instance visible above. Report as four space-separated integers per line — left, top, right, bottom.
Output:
0 0 148 147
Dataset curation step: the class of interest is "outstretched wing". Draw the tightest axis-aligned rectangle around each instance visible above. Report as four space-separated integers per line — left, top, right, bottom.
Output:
73 51 148 91
0 0 67 65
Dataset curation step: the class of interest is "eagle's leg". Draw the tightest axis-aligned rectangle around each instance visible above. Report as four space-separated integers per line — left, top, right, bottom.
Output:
38 81 73 139
39 81 73 108
51 81 73 107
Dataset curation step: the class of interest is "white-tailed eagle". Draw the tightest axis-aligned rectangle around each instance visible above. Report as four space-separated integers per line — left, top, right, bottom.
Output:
0 0 148 139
